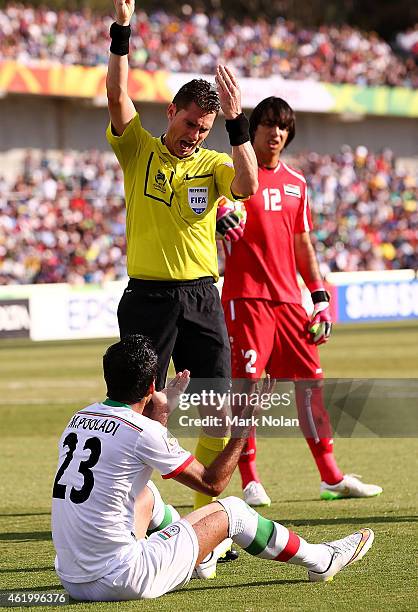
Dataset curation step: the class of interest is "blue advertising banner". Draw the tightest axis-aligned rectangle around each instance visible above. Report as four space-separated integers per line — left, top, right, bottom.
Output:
337 280 418 323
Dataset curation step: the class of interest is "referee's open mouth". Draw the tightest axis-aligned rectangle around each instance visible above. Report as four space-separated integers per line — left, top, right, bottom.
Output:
179 140 197 154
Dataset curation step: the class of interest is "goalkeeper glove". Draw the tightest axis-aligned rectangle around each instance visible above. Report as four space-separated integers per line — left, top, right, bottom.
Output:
216 197 246 242
309 289 332 345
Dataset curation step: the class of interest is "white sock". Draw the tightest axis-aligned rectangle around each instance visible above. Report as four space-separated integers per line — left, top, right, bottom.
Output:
288 539 333 572
218 496 332 572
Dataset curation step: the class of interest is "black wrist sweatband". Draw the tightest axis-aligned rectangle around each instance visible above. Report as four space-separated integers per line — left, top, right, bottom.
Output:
225 113 250 146
110 22 131 56
311 290 330 304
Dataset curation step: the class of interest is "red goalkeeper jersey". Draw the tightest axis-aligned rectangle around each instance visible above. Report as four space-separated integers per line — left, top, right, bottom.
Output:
222 161 313 304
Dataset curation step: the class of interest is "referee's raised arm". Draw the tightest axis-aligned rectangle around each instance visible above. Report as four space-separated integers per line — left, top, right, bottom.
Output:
216 65 258 198
106 0 137 136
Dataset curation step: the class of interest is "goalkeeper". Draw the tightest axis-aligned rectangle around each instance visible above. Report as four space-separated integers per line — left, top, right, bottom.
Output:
105 0 257 522
221 96 382 506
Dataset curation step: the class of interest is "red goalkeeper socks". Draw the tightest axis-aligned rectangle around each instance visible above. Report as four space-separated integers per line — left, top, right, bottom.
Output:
238 434 260 489
306 438 343 485
295 384 343 485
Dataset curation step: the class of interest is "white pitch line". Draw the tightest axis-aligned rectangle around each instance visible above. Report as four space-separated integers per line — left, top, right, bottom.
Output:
0 398 97 405
2 380 99 389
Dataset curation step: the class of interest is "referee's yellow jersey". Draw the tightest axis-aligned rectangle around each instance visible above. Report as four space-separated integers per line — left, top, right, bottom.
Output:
107 113 238 281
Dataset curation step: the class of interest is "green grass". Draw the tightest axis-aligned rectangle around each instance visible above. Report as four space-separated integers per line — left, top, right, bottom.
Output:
1 322 417 611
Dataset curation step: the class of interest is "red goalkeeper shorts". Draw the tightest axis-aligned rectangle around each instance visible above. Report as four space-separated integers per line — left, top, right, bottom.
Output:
223 298 323 379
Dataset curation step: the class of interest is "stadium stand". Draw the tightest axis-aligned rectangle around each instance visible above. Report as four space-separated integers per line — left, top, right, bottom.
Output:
0 147 416 285
0 5 417 86
396 24 418 57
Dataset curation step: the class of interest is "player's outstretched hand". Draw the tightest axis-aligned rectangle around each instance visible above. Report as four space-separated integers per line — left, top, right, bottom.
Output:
309 302 332 345
145 371 190 426
164 370 190 414
231 375 275 438
113 0 135 26
215 65 242 120
249 375 275 418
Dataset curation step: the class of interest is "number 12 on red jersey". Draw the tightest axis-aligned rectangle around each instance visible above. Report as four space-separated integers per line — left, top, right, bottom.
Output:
263 188 282 211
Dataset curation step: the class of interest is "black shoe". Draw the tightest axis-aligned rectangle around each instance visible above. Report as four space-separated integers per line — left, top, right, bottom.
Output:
218 547 239 563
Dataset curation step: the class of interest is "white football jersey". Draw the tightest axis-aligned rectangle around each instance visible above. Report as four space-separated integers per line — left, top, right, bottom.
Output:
51 399 193 583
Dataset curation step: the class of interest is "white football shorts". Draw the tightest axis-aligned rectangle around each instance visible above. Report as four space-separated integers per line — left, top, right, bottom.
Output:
60 519 199 601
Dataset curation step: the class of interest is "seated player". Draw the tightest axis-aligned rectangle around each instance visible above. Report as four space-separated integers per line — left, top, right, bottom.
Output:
51 334 374 601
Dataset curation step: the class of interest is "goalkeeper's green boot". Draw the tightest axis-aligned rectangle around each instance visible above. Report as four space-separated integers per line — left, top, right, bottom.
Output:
320 474 382 500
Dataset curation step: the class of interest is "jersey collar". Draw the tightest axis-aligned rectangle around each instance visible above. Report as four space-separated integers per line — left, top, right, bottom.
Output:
102 398 131 408
259 161 281 173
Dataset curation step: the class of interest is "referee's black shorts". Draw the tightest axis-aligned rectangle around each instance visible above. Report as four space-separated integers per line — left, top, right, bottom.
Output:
117 277 231 389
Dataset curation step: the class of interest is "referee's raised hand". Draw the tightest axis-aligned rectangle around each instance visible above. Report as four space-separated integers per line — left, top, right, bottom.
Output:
113 0 135 25
215 65 242 120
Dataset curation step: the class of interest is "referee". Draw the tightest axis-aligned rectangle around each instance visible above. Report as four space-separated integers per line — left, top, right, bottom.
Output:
106 0 258 512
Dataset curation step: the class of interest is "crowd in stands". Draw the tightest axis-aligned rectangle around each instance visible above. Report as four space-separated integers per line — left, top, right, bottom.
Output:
1 4 417 87
292 147 417 276
396 24 418 57
0 150 126 285
0 146 416 286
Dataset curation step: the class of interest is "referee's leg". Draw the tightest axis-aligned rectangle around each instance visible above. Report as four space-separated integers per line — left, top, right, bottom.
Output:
173 280 231 510
117 280 180 389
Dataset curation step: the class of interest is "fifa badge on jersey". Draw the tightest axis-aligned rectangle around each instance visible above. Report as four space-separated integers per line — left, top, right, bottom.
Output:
158 525 180 540
284 184 301 197
188 187 208 214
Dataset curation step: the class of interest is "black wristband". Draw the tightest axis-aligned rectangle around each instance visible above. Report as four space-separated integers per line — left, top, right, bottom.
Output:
225 113 250 146
311 290 330 304
110 22 131 56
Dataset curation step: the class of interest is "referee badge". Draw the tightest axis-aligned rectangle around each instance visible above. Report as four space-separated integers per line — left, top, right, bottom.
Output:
188 187 208 215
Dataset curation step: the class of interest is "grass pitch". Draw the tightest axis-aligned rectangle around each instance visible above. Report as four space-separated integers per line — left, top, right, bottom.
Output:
1 322 417 611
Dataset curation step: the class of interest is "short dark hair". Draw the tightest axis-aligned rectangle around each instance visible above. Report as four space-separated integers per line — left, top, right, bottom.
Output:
249 97 296 147
103 335 158 404
172 79 220 114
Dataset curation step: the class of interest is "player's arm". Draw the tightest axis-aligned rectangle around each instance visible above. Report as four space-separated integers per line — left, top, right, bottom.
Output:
174 378 273 496
143 379 270 495
215 65 258 198
174 436 248 496
294 231 322 288
138 422 248 497
294 232 332 345
106 0 137 136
